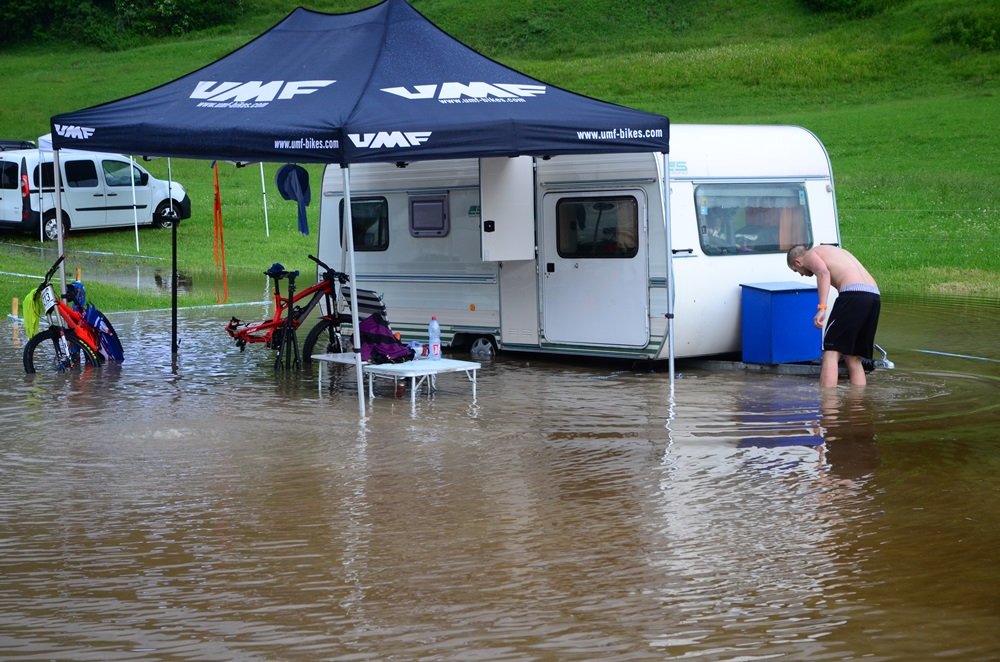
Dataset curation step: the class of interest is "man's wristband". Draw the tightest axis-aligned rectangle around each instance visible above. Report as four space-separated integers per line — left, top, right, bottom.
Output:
817 304 828 310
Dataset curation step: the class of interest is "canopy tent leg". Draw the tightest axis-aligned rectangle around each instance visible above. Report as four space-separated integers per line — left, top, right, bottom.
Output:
657 152 676 393
168 158 179 366
53 150 66 290
130 156 140 253
260 163 270 238
342 166 366 418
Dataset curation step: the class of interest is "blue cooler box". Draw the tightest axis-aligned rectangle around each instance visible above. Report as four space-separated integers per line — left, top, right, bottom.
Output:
740 282 822 364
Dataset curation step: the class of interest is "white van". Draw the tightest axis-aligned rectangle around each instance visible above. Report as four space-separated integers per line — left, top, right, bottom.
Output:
0 148 190 241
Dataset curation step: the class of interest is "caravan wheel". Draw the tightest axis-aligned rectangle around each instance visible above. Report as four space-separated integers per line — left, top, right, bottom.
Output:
469 336 496 360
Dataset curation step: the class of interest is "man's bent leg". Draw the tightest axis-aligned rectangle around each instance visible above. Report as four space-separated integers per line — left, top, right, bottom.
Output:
820 350 841 388
844 354 867 386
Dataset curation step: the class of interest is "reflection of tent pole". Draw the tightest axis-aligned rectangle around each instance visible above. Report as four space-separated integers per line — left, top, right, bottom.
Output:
130 156 140 252
259 162 270 237
342 166 365 418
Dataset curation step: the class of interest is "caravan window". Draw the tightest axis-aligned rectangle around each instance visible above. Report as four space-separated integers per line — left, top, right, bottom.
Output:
409 193 449 237
695 183 811 255
556 196 639 259
339 197 389 251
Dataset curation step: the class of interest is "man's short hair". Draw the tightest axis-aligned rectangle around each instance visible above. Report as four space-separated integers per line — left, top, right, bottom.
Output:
786 245 808 267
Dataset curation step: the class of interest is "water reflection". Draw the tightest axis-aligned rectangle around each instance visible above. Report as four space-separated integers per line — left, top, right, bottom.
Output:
0 297 997 659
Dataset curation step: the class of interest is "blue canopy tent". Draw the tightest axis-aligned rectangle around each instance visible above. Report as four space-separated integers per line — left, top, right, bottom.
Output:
49 0 674 412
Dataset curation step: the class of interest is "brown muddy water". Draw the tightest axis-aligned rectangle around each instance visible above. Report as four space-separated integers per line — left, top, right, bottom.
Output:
0 296 997 660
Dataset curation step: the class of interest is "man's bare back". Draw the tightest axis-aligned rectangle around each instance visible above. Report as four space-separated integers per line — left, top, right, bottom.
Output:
794 245 877 290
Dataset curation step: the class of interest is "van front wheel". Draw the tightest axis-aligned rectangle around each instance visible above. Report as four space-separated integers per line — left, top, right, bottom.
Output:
153 201 181 229
41 213 67 242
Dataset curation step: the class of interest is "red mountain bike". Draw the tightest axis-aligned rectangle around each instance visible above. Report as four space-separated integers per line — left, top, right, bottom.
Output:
226 254 350 369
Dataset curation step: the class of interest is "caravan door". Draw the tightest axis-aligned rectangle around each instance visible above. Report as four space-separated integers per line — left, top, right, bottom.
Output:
540 190 648 347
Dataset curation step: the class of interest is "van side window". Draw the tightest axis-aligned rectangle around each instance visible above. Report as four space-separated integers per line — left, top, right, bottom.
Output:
0 161 17 189
695 183 811 256
102 160 140 187
34 163 54 189
556 196 639 258
65 160 99 188
339 197 389 251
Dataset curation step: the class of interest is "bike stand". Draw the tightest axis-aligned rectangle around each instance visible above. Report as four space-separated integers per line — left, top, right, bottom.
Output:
274 272 301 371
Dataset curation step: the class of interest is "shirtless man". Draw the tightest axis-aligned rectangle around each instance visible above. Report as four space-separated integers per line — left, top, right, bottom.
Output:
787 244 881 388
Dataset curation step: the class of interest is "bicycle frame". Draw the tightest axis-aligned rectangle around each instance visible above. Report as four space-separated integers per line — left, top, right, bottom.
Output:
226 255 348 352
39 283 101 354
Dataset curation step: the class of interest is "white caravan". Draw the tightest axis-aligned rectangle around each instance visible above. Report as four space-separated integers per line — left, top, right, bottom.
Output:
315 124 839 360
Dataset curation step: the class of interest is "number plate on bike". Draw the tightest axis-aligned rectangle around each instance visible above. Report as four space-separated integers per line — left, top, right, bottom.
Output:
40 285 58 314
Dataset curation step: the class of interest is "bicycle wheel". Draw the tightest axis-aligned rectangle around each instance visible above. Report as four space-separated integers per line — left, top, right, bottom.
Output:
23 327 101 374
302 317 344 364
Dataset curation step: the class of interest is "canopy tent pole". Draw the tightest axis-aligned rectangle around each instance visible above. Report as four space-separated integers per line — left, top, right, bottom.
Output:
53 149 66 289
129 156 140 252
259 163 270 238
168 158 179 364
657 152 675 392
342 166 366 418
36 144 44 242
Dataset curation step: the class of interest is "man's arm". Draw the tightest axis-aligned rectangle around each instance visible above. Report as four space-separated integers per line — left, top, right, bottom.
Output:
802 250 831 329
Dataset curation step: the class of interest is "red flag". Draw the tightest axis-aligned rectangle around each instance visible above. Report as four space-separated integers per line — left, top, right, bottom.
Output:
212 162 228 303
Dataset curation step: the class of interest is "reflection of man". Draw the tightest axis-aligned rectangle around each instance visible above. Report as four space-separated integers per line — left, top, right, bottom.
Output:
787 245 881 388
820 389 880 481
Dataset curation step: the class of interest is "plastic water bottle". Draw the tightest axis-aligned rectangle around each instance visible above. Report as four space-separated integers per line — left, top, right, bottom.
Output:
428 316 441 360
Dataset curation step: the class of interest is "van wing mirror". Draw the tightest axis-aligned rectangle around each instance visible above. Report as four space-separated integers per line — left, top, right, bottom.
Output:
140 172 149 186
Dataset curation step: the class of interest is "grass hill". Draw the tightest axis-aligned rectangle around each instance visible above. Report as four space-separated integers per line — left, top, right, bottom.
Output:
1 0 997 310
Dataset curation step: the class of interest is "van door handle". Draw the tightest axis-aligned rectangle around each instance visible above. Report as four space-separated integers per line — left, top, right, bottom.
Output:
546 263 555 273
672 248 694 254
107 193 118 197
93 193 105 197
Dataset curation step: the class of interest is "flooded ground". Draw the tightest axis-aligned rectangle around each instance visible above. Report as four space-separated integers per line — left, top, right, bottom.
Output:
0 296 997 660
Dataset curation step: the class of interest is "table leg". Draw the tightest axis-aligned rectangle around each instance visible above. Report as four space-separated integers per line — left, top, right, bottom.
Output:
410 376 416 404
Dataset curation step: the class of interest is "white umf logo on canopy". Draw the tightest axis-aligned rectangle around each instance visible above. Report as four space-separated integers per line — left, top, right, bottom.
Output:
348 132 432 149
54 124 96 140
191 80 335 107
382 82 546 103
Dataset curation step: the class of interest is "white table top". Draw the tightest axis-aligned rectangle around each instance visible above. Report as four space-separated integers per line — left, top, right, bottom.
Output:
361 357 481 378
312 353 480 376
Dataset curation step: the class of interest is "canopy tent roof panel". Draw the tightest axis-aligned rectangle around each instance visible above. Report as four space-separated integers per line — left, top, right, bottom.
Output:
50 0 669 164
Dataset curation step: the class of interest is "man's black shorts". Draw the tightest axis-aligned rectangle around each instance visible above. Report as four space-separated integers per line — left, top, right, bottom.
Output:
823 291 881 359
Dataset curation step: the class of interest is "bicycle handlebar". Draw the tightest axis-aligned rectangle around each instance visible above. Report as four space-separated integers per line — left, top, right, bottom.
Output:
309 254 349 284
42 254 65 285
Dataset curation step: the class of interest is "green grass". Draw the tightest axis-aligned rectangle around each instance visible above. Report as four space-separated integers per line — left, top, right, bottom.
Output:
1 0 998 314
